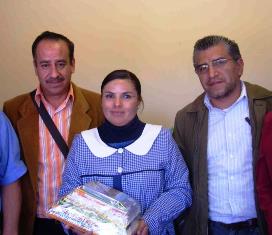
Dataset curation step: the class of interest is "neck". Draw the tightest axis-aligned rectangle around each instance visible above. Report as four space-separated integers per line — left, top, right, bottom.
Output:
98 116 146 146
43 93 68 109
210 95 239 109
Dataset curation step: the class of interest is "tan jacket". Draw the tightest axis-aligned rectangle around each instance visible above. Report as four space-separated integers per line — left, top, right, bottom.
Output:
3 82 104 235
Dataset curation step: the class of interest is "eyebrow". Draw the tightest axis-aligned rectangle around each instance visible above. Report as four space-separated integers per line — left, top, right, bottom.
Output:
56 59 67 63
38 59 67 63
39 60 50 64
194 57 226 66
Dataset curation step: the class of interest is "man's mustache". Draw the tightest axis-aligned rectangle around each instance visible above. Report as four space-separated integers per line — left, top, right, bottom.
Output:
46 76 65 83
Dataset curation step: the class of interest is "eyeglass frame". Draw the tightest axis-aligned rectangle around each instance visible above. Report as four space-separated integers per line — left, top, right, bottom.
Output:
194 57 236 75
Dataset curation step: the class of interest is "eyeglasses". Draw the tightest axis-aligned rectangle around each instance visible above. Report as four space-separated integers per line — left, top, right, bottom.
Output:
194 58 233 75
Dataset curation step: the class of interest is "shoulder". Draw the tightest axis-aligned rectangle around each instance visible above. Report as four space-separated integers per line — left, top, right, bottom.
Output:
79 88 100 100
72 84 103 119
0 111 7 122
0 111 10 129
75 128 98 147
69 132 91 155
4 92 31 110
175 93 205 118
3 92 33 123
155 127 178 147
174 93 206 129
245 81 272 99
73 84 101 103
144 124 173 143
157 126 172 138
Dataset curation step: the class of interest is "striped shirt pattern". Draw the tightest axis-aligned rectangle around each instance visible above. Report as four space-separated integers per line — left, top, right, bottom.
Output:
204 82 257 223
35 86 74 218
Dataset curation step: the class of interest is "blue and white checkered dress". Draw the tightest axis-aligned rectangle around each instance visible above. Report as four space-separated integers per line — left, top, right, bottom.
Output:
59 124 192 235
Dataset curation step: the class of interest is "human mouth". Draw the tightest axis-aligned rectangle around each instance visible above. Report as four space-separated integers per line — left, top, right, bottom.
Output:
208 80 223 87
111 111 124 116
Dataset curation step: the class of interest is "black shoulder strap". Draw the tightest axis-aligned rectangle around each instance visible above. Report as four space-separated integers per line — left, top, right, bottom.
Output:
30 90 69 157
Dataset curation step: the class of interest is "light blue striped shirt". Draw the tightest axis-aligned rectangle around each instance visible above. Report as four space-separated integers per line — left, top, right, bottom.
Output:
204 82 257 223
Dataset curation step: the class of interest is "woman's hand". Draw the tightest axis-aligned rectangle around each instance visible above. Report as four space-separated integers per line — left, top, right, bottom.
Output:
134 219 149 235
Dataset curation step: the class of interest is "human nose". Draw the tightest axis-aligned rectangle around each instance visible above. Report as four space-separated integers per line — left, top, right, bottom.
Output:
207 64 218 78
113 97 122 107
50 65 60 78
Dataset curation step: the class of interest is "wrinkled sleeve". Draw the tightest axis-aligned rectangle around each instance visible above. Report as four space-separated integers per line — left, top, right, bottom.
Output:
0 112 26 185
142 130 192 234
59 134 83 198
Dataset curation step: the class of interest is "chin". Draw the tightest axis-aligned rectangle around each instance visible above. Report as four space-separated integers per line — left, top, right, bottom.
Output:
208 89 227 99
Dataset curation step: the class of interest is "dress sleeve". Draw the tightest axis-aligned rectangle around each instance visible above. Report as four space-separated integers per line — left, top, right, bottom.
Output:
59 134 83 199
142 129 192 234
0 112 26 185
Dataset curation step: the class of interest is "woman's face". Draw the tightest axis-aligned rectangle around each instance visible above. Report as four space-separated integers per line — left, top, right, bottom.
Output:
102 79 140 126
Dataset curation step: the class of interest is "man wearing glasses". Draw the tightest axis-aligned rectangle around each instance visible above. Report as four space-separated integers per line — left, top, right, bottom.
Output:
173 35 272 235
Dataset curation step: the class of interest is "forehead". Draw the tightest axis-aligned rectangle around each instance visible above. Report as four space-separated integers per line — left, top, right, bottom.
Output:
194 43 230 64
103 79 136 92
35 39 69 60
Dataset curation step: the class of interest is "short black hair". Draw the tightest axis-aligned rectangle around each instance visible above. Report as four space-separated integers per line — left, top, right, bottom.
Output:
32 31 74 63
101 69 143 102
193 35 242 64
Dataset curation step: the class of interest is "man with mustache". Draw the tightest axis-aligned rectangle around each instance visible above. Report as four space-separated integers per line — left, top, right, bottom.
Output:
173 35 272 235
3 31 104 235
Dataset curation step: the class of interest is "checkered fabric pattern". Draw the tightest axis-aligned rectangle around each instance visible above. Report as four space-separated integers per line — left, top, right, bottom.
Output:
59 127 192 235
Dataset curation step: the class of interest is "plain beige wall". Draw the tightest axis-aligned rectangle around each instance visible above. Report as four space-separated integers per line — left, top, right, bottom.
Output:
1 0 272 127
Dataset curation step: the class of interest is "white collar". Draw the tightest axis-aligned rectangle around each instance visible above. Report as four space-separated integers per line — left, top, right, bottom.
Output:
81 124 162 158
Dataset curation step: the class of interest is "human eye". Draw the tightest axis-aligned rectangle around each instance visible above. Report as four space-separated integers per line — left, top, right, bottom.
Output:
103 93 114 99
122 93 132 99
196 64 208 74
56 61 66 70
213 58 227 67
40 63 50 70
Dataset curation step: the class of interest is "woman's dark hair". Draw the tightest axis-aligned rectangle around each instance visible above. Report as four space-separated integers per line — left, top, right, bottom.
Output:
101 69 143 102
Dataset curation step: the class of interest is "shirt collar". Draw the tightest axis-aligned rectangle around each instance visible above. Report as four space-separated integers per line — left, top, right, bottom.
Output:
35 84 74 110
81 124 162 158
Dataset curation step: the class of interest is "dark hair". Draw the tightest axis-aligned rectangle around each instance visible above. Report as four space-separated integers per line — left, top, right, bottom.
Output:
193 35 242 64
101 69 143 102
32 31 74 64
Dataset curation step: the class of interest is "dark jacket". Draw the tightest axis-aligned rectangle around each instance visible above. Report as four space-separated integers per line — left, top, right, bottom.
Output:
173 81 272 235
3 82 104 235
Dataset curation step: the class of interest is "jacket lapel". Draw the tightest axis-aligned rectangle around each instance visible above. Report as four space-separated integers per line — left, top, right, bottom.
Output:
68 84 93 146
245 82 272 156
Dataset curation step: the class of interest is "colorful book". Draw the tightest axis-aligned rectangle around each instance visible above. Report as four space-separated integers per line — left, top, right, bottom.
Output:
48 181 141 235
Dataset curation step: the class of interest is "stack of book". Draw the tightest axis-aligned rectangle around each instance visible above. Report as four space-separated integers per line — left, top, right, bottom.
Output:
48 181 141 235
